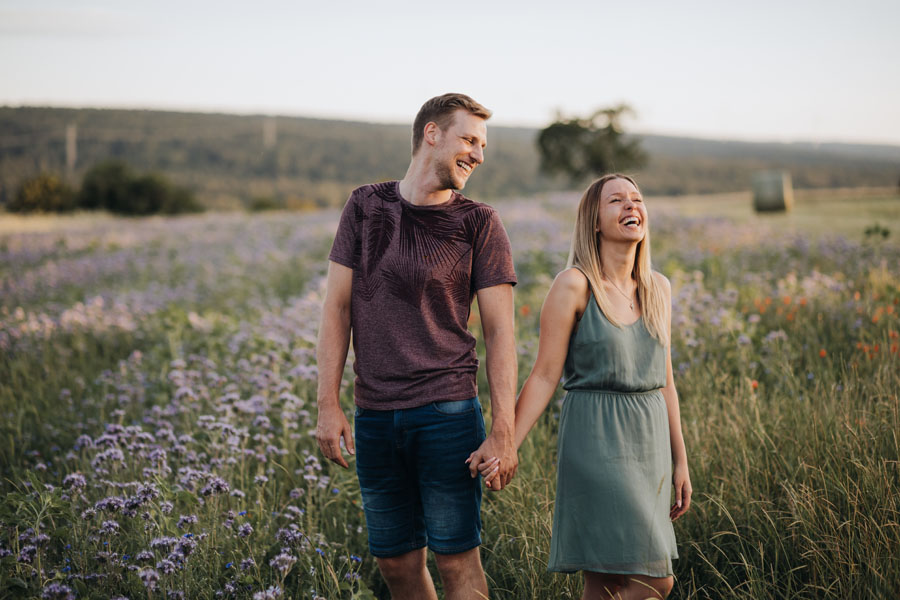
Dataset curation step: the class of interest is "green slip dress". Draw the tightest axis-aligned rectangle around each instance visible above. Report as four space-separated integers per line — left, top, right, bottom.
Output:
548 283 678 577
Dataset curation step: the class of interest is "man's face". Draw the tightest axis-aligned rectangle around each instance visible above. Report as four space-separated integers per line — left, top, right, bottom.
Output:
432 110 487 191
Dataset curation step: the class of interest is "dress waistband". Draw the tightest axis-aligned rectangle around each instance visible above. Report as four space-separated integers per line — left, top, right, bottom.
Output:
564 388 662 397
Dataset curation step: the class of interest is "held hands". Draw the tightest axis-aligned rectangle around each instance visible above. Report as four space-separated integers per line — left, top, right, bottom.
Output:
670 461 692 520
315 402 355 468
465 433 517 491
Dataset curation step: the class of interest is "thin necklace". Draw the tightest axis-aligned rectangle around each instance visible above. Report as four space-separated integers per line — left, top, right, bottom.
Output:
604 274 635 310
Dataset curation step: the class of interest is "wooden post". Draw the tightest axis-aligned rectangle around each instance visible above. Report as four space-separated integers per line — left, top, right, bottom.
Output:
66 123 78 180
263 117 277 149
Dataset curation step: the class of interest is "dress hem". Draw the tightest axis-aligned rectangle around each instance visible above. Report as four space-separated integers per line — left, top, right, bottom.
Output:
548 563 675 578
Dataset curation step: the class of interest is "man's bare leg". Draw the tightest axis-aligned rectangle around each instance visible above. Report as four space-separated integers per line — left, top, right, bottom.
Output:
376 548 438 600
434 547 489 600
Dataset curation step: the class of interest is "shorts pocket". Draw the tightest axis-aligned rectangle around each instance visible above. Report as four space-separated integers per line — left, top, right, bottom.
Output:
432 397 478 416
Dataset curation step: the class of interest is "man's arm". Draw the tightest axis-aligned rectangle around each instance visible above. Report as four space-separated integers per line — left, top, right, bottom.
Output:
315 261 355 468
466 283 517 489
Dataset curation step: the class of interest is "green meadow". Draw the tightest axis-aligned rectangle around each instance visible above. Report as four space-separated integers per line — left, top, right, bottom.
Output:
1 188 898 599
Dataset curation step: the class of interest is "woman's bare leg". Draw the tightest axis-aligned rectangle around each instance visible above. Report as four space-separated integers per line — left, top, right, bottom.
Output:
582 572 625 599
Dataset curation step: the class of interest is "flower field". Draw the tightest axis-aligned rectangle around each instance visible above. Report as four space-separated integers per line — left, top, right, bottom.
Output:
1 191 898 599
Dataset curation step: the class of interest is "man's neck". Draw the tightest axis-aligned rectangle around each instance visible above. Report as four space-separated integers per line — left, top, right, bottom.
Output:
398 160 453 207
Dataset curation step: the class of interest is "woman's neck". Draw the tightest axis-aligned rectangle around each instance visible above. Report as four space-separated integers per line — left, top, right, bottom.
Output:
599 240 638 284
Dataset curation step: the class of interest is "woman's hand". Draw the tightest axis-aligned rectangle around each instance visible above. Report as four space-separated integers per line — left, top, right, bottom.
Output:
669 461 692 520
466 455 501 488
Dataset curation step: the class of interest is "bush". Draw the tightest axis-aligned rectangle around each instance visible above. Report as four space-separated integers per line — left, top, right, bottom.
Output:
78 160 203 215
8 173 76 213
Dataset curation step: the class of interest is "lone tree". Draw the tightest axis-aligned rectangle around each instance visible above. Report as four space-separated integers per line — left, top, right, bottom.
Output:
537 104 647 183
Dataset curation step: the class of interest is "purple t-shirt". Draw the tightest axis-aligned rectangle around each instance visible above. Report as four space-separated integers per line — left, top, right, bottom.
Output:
328 181 517 410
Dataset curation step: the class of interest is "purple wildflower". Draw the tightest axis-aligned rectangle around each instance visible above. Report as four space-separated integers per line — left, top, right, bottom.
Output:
177 514 198 529
95 496 125 513
140 567 159 590
237 523 253 538
63 472 87 490
268 552 296 574
150 536 178 551
100 520 120 535
17 545 37 564
41 583 75 600
252 586 283 600
156 559 177 574
200 476 230 496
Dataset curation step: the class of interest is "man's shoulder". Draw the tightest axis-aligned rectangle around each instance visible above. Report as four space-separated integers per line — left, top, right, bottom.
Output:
351 181 401 205
452 192 500 220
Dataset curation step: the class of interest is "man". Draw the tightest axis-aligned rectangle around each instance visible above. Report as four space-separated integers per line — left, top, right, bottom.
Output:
315 93 518 600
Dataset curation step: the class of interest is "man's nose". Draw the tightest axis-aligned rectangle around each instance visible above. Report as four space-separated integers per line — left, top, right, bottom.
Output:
471 145 484 165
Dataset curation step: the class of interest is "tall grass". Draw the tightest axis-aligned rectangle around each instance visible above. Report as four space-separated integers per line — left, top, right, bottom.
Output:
1 194 898 598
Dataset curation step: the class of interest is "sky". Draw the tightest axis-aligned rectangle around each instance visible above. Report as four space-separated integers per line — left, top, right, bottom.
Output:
1 0 899 145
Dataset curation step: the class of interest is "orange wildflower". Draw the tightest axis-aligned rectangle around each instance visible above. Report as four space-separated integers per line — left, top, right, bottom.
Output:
887 306 895 315
891 343 898 354
889 331 898 339
854 291 861 301
751 380 759 390
786 312 795 321
799 297 807 306
765 297 773 306
819 349 827 358
872 315 880 324
782 296 791 305
519 304 531 317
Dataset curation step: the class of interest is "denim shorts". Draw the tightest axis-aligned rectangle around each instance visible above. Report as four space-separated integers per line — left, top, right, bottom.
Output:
354 397 486 558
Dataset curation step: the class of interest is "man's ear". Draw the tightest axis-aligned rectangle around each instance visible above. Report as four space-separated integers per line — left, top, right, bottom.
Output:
423 121 441 148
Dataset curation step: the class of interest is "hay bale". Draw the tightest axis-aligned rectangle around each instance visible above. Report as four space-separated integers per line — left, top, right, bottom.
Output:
752 170 794 212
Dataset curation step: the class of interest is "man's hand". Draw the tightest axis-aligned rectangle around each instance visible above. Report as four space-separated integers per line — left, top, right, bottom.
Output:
466 433 517 491
316 401 355 469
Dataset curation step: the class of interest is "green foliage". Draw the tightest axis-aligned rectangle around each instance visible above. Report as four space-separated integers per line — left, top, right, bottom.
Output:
864 222 890 239
249 195 284 212
78 159 203 215
8 173 76 213
537 105 647 182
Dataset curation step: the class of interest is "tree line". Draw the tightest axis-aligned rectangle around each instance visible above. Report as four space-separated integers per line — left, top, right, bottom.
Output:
1 106 898 213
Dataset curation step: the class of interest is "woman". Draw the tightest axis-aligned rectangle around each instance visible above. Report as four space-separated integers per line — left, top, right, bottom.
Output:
480 174 691 599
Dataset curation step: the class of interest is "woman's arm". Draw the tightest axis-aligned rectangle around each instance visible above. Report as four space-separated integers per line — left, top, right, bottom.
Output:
513 268 587 448
656 271 692 520
474 267 587 490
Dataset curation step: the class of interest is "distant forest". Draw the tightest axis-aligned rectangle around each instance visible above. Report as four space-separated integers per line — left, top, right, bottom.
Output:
2 107 899 210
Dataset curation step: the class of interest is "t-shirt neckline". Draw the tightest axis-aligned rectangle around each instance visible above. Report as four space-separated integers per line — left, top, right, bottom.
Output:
395 181 460 210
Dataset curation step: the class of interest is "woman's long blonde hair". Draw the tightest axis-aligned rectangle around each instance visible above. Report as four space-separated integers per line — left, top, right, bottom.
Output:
566 173 668 345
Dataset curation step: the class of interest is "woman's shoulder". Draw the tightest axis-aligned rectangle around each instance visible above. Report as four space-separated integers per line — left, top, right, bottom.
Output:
651 270 672 298
555 266 590 292
549 267 591 315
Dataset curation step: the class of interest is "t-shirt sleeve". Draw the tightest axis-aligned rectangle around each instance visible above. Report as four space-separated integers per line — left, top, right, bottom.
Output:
328 192 360 269
471 208 517 291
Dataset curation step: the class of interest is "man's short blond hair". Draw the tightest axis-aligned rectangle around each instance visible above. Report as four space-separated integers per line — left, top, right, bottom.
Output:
412 93 491 154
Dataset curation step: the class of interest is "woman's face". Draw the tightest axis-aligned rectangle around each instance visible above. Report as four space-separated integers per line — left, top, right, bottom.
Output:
597 178 647 243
